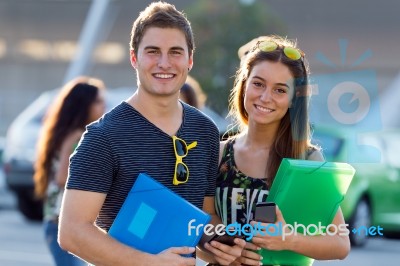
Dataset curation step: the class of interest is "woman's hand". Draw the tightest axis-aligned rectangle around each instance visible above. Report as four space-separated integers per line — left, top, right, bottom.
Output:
204 237 246 265
231 241 263 266
251 205 293 251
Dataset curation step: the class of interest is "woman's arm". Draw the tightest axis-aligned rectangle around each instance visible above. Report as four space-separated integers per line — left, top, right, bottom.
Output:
54 130 83 187
251 206 350 260
284 207 350 260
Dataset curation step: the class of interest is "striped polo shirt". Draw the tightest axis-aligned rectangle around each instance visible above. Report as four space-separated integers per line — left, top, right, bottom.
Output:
66 101 220 231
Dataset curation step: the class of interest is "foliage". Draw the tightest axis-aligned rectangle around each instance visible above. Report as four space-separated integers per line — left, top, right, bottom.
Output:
185 0 287 113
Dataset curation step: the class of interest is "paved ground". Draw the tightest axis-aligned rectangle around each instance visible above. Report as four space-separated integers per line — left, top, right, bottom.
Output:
1 168 400 266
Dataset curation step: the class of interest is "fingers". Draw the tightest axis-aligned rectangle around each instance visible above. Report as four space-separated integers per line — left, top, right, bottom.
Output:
244 241 261 251
275 204 284 221
204 241 242 265
182 257 196 266
238 255 262 266
238 242 262 265
184 258 196 266
165 246 195 255
159 247 196 266
242 248 262 260
233 237 247 248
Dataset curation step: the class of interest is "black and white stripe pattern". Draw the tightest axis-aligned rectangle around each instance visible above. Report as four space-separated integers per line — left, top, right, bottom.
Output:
67 101 220 231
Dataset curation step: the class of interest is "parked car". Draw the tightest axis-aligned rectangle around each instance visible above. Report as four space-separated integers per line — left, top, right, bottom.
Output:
0 136 5 165
2 87 230 221
312 124 400 246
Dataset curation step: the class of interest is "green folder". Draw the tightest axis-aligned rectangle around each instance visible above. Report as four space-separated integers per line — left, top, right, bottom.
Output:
257 158 355 266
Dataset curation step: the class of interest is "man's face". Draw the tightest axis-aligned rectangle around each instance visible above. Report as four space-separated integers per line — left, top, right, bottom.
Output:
131 27 193 98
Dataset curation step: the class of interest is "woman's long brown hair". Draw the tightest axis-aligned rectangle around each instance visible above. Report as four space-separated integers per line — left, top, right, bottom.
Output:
229 35 317 188
33 77 104 199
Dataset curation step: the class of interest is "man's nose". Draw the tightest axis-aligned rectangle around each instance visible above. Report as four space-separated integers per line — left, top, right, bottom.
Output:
158 54 171 69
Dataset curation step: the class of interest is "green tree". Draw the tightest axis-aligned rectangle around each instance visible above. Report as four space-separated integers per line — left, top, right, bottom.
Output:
186 0 287 113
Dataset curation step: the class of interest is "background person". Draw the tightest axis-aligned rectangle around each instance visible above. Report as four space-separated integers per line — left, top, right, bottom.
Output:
212 35 350 265
180 75 207 109
58 2 244 266
33 76 106 266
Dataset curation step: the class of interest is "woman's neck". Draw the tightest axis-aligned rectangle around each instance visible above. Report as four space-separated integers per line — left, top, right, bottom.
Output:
242 123 279 150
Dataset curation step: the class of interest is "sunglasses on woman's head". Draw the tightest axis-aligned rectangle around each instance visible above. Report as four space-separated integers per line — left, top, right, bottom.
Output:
252 40 305 61
172 136 197 185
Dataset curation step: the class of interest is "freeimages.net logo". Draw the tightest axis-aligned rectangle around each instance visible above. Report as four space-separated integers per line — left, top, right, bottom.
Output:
188 219 384 241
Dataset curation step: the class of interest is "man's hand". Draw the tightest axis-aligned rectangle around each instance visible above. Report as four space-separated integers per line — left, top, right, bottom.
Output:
155 247 196 266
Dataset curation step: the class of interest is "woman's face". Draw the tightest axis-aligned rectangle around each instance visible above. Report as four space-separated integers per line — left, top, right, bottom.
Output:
88 90 106 123
243 60 295 128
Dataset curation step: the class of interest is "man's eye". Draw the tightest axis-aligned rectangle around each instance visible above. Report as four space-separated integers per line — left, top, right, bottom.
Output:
171 50 182 55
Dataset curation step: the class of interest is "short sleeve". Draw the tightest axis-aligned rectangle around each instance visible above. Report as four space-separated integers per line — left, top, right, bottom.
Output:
307 149 325 162
66 123 116 193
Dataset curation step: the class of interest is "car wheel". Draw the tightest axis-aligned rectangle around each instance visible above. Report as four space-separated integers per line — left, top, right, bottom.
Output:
16 190 43 221
349 198 371 247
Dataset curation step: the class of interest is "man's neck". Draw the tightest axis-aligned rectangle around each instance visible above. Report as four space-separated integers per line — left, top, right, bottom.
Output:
127 91 183 136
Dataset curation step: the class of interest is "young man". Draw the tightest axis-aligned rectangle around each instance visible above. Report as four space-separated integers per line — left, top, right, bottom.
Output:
58 2 243 265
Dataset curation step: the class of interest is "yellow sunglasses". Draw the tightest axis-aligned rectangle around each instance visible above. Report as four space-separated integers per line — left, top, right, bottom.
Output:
172 136 197 185
254 40 305 61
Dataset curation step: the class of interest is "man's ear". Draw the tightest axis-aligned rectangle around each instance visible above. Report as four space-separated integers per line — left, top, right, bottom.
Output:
188 52 194 72
130 49 137 68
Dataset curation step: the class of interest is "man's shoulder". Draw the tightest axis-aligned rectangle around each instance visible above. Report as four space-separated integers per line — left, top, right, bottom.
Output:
85 102 129 134
184 104 218 129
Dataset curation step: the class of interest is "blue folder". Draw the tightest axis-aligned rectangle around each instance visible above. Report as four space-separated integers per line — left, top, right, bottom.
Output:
108 173 211 254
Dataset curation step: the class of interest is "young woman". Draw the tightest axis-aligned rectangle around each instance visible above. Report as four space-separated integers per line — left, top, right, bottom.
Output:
33 76 105 265
212 35 350 265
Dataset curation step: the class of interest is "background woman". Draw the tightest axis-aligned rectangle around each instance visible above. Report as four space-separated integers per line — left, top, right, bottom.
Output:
33 76 106 265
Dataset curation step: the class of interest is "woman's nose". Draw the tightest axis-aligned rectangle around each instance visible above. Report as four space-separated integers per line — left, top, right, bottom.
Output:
260 88 272 102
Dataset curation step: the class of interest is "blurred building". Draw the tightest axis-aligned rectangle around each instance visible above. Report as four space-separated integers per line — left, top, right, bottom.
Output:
0 0 399 135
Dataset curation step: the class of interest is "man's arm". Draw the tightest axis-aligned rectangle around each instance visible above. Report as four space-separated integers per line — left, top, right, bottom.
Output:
58 189 196 266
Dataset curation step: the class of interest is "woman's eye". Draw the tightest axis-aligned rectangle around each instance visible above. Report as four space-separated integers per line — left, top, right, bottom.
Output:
275 88 287 93
253 82 263 88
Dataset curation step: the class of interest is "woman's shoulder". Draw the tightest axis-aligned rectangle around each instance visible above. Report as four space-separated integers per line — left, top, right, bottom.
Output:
62 129 84 148
220 137 236 151
219 138 236 163
55 129 84 158
307 146 324 161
